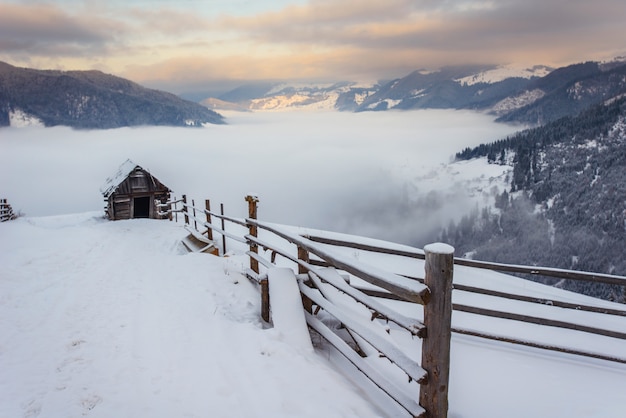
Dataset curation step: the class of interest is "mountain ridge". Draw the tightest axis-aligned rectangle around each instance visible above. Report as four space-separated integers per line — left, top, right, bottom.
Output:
207 59 626 125
0 61 224 129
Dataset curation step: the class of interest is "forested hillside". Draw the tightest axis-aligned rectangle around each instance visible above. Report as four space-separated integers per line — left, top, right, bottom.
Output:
448 97 626 301
0 61 223 128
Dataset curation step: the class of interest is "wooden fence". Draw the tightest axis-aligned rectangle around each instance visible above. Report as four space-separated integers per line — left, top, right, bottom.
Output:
160 194 626 417
0 198 16 222
303 234 626 364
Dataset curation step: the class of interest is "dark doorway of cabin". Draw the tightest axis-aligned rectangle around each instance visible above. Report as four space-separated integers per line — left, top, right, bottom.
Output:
133 196 151 218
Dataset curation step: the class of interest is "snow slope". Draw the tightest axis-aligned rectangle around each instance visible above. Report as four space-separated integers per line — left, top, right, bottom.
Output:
455 64 553 86
0 213 380 418
2 213 625 418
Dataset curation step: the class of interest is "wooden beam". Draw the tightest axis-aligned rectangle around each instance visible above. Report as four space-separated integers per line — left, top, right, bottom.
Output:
420 243 454 418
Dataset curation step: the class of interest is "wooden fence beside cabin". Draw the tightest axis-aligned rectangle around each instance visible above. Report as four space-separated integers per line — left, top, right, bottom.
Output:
0 198 17 222
159 194 626 417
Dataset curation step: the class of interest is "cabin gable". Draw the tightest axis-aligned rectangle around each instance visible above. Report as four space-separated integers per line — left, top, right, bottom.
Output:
101 160 171 221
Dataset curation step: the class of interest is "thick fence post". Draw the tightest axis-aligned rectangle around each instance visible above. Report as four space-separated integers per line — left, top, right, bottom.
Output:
182 194 189 225
245 194 260 274
205 199 214 240
246 194 268 322
420 243 454 418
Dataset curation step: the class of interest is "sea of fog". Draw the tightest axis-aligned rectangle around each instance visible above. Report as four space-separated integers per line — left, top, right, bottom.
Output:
0 110 523 246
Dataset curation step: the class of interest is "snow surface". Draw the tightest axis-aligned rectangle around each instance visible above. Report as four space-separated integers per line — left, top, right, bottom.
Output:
267 268 313 352
2 213 625 418
100 159 141 197
455 65 552 86
490 88 546 115
8 109 45 128
0 214 380 418
424 242 454 254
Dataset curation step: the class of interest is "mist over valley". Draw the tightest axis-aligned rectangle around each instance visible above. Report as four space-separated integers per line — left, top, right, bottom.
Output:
0 110 520 246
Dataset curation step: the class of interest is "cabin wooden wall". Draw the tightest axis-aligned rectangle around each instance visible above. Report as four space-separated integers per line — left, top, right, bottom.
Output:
105 168 170 220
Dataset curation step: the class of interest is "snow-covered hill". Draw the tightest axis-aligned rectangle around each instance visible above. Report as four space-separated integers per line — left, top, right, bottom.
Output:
454 64 552 86
1 212 625 418
0 214 381 418
208 82 378 112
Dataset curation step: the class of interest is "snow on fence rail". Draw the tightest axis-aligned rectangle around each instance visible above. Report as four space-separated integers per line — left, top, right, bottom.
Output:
161 193 626 416
0 198 17 222
302 234 626 364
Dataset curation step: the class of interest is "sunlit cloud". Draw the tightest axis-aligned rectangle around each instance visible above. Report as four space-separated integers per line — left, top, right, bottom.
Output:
0 0 624 93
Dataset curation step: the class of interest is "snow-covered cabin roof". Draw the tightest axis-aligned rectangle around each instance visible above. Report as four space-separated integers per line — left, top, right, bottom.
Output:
100 159 144 198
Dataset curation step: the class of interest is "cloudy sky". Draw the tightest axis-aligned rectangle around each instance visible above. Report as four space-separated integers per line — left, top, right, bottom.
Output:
1 0 625 94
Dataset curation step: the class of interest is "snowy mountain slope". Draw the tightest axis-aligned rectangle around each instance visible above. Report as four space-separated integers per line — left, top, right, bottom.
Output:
496 61 626 124
2 213 625 418
454 64 552 86
205 60 626 126
453 96 626 299
8 109 45 127
209 82 378 112
207 64 545 113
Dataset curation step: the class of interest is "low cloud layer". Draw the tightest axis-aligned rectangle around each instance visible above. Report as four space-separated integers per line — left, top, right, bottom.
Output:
0 110 519 246
0 0 624 93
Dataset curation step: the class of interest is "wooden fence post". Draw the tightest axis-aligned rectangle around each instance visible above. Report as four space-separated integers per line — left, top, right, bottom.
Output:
182 194 189 225
192 199 198 230
220 203 226 255
420 243 454 418
245 194 260 274
246 194 268 322
298 246 313 313
205 199 214 240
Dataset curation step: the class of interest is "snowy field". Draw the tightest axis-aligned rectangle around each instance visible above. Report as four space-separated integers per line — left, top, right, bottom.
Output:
2 111 626 417
1 212 625 418
0 110 520 245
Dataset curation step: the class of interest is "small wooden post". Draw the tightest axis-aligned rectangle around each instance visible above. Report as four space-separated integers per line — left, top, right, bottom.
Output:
182 194 189 225
298 246 313 313
205 199 214 240
192 199 198 230
420 243 454 418
260 279 270 323
245 194 260 274
220 203 226 255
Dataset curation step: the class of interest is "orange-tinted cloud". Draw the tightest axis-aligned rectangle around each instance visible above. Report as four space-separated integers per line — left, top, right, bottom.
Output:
1 0 624 93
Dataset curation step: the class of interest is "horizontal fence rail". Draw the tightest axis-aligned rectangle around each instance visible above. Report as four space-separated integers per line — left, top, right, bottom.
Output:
304 233 626 364
306 235 626 288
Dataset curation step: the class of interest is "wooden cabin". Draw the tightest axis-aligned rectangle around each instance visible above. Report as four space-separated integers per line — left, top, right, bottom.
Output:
101 159 171 220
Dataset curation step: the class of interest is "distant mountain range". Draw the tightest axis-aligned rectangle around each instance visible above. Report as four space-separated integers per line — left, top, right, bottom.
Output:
0 61 223 129
4 58 626 129
207 59 626 125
